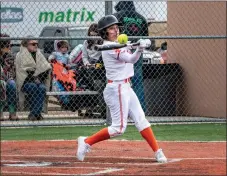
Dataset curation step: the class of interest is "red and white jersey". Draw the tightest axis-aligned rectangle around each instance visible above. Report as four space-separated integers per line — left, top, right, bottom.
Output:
102 40 141 81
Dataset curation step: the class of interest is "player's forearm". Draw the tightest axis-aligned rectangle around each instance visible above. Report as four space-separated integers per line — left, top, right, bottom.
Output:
119 48 142 63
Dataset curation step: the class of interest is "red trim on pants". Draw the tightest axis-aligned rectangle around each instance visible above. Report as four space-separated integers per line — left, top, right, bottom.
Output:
110 84 124 137
118 84 123 133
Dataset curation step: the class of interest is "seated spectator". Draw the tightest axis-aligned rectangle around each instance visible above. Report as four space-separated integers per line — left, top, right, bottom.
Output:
81 23 104 117
2 53 18 120
0 65 6 120
69 44 83 67
48 40 70 65
69 23 103 68
0 33 18 121
157 42 167 64
79 23 104 90
48 40 77 107
15 37 52 121
77 23 104 93
82 23 102 67
66 24 103 116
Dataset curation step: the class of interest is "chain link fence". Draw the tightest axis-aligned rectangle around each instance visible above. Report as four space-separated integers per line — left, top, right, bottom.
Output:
0 0 226 127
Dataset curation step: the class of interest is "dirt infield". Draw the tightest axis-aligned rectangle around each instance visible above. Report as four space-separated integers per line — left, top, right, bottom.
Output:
1 140 226 175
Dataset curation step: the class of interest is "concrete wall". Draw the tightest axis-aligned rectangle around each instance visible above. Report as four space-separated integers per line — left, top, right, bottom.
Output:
167 1 226 117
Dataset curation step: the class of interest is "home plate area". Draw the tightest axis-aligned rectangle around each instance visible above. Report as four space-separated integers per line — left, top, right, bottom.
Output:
1 155 181 176
0 140 226 175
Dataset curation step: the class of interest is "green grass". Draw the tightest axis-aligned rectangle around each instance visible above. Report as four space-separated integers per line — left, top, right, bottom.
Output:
1 123 226 141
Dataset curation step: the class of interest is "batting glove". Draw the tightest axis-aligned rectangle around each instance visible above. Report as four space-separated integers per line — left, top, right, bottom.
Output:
140 39 151 48
138 39 151 51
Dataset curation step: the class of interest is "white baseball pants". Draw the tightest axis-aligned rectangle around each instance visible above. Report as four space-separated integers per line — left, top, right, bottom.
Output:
103 81 150 138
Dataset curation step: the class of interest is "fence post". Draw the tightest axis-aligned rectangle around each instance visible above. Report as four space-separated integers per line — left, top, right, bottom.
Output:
104 1 112 125
105 1 113 15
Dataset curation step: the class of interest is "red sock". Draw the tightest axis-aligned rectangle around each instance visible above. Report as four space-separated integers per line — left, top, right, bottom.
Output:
85 128 110 146
140 127 159 152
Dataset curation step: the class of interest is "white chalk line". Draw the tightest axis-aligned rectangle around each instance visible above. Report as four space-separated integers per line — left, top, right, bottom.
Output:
78 158 182 166
81 168 125 176
86 156 226 160
1 159 124 176
1 159 182 167
2 155 225 176
1 139 226 142
2 154 226 160
1 160 123 169
2 169 125 176
1 158 180 176
1 155 182 176
0 172 74 176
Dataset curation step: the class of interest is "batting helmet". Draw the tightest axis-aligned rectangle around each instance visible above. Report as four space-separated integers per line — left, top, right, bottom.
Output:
98 15 122 39
98 15 122 31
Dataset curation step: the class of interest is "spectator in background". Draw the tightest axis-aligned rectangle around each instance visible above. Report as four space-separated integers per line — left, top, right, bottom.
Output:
69 44 84 66
81 23 104 91
68 24 102 67
15 37 52 121
82 23 102 67
69 23 103 117
69 23 103 71
82 23 104 117
157 41 167 64
0 33 18 121
0 65 7 120
113 1 148 112
48 40 70 65
48 40 76 107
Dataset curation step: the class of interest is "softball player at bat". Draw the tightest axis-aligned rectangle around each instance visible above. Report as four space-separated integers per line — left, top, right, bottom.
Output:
77 15 167 163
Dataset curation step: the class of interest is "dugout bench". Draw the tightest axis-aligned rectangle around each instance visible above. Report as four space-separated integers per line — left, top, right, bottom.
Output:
44 90 99 114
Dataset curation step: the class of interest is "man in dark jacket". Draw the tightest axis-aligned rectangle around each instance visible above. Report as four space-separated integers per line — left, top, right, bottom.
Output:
113 1 148 112
113 1 149 37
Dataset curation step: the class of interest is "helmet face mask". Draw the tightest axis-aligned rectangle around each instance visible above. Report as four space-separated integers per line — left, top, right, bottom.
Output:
98 15 123 39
